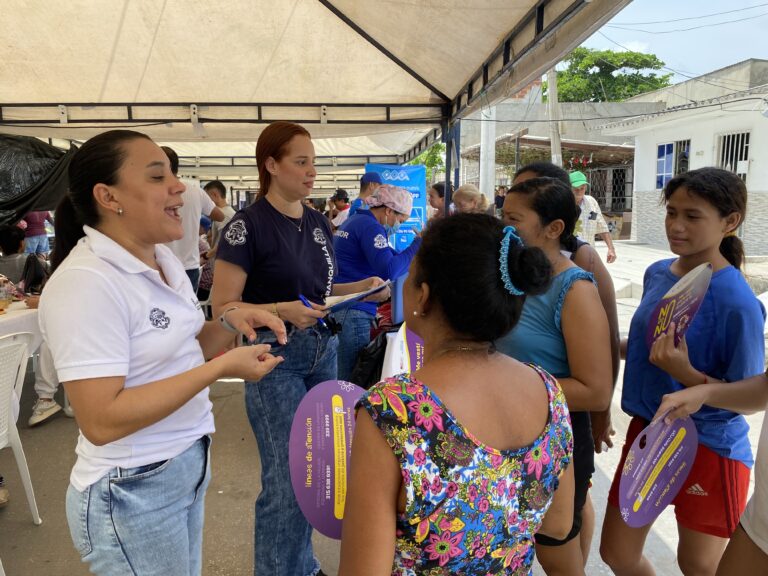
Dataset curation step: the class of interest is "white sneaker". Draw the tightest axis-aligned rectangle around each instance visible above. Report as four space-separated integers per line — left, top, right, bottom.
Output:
0 486 8 508
28 398 62 427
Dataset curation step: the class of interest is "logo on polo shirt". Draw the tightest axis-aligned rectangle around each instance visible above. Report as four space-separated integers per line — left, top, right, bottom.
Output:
373 234 388 249
335 230 349 239
225 220 247 246
149 308 171 330
313 227 327 245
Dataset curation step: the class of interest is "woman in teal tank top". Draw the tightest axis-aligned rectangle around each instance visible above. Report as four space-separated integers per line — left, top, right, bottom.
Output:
498 176 613 576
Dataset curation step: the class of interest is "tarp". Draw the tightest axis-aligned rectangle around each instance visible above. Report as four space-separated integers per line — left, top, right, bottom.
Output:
0 136 74 225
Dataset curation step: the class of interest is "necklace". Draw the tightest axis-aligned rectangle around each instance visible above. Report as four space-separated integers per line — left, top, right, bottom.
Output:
277 207 305 232
427 343 493 363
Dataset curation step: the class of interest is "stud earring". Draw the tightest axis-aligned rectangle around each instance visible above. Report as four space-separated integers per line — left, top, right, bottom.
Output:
117 207 124 216
412 311 418 316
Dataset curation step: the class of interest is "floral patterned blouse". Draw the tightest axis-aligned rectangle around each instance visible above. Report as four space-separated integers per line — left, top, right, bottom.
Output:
357 366 573 575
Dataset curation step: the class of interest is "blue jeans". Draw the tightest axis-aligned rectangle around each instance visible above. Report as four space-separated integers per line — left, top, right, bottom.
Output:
335 308 375 383
25 234 49 254
246 326 338 576
66 436 211 575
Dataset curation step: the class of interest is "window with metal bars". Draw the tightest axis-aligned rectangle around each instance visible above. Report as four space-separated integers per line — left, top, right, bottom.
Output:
717 132 750 180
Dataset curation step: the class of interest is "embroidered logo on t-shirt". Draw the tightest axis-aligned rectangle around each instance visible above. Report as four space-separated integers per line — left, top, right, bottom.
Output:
225 220 247 246
373 234 388 249
149 308 171 330
313 227 327 245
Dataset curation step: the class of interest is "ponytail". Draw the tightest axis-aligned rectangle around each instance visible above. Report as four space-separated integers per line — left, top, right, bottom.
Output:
720 235 745 270
50 196 85 272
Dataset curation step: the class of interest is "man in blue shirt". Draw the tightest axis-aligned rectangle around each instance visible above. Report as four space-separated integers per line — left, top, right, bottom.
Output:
348 172 383 217
333 185 420 381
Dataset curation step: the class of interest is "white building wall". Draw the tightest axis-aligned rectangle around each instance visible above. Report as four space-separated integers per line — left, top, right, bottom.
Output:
630 109 768 255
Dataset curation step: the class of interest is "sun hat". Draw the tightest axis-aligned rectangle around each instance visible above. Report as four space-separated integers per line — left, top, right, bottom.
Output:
364 184 413 215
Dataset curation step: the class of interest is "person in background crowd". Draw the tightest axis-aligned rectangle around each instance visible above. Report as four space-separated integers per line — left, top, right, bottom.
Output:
500 177 612 575
514 161 621 565
203 179 236 260
569 171 617 263
494 185 508 215
333 184 419 382
330 188 351 230
452 183 489 214
601 168 765 576
40 129 286 576
22 210 53 255
0 225 28 282
348 171 383 217
162 146 224 290
654 371 768 576
427 181 447 219
197 215 213 304
340 213 574 575
212 120 388 576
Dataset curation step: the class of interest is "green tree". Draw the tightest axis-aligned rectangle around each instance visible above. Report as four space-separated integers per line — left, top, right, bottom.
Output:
407 142 445 183
547 47 672 102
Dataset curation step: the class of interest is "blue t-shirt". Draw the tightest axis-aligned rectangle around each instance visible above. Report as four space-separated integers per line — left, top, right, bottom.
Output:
333 210 421 315
623 259 766 467
495 266 594 379
348 197 368 217
216 199 336 305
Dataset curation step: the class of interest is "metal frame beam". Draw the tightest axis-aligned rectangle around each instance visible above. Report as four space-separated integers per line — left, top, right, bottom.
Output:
0 101 445 127
317 0 450 102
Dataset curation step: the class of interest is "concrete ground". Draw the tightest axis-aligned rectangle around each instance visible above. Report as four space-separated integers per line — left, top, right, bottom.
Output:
1 241 765 575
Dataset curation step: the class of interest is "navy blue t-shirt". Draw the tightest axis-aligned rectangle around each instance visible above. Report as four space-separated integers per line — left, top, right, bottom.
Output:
216 199 335 305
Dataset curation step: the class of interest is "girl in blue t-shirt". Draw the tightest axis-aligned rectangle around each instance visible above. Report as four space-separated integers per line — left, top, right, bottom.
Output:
601 167 766 576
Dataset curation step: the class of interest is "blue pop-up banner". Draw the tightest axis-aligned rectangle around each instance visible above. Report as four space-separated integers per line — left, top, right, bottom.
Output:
364 164 426 250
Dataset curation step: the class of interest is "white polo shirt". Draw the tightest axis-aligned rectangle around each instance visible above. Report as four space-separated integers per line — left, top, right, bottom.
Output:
39 226 214 491
165 179 216 270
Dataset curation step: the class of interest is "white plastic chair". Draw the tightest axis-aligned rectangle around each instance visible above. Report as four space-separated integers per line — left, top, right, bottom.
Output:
0 332 42 525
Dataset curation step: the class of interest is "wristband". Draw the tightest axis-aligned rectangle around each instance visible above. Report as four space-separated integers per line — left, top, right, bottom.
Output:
219 306 240 334
273 302 280 318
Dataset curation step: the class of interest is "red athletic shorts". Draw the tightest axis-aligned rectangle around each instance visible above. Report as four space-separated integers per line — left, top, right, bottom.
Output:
608 416 750 538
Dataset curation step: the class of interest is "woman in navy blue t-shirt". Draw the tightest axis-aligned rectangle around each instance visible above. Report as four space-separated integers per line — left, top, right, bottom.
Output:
213 121 387 576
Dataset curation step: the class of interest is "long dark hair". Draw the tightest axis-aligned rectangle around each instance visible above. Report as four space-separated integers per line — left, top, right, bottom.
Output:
413 213 551 342
664 167 747 269
506 177 581 253
51 130 151 271
255 121 311 201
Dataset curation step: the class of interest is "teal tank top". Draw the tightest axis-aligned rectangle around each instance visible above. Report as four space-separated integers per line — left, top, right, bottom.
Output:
495 266 594 378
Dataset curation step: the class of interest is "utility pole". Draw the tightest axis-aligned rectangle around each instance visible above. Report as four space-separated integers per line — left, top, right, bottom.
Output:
547 68 563 167
479 106 496 205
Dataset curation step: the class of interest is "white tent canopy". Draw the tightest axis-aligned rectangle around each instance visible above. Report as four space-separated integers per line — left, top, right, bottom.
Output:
1 0 629 184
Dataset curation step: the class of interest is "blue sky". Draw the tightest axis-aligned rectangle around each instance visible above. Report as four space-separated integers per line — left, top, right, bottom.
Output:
581 0 768 82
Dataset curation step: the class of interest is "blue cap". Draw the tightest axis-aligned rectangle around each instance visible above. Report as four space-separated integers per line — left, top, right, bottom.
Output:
360 172 383 186
200 215 212 231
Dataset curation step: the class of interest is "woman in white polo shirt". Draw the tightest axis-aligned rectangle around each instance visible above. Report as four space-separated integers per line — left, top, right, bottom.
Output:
39 129 286 576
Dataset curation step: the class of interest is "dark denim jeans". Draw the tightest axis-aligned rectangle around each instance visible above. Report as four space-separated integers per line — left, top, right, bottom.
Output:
246 326 338 576
335 308 375 383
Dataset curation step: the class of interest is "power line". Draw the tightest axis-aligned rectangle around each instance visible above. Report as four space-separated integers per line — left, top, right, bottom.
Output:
597 32 760 92
607 11 768 34
609 3 768 25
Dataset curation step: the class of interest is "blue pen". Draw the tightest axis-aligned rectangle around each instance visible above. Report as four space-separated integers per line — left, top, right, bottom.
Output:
298 294 328 328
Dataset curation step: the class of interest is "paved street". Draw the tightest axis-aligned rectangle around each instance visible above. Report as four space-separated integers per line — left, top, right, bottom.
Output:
1 241 765 575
